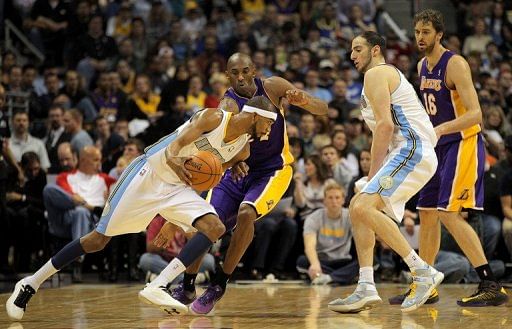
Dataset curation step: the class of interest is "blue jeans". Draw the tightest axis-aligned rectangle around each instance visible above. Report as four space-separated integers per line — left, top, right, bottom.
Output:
43 184 95 240
138 252 216 284
434 250 470 283
296 255 359 285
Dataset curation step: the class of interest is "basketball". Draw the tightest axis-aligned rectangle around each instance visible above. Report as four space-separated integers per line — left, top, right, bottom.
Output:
184 150 223 191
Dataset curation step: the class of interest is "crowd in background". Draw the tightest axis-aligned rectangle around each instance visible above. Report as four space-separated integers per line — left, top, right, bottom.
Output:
1 0 512 285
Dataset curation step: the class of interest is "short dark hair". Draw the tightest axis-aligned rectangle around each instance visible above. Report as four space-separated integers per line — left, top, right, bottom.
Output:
413 9 445 33
359 31 387 54
21 151 40 169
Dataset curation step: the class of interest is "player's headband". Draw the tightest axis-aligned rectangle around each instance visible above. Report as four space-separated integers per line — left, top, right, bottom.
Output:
242 105 277 120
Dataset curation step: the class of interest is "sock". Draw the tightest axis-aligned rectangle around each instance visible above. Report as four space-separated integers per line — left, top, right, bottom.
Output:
149 258 186 288
404 250 426 271
183 273 197 292
25 260 58 291
475 264 497 282
212 270 231 291
175 232 213 267
51 239 86 269
358 266 375 284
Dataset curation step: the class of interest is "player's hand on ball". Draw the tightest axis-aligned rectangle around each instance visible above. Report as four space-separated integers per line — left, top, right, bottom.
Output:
231 161 249 182
286 89 309 106
166 155 193 185
153 222 180 248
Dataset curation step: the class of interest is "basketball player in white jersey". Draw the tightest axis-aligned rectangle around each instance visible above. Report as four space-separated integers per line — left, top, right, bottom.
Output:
328 31 444 313
6 96 278 320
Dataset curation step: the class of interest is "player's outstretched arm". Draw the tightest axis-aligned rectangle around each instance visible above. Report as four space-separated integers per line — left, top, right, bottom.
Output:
165 109 222 184
264 76 328 115
434 56 482 139
364 67 395 180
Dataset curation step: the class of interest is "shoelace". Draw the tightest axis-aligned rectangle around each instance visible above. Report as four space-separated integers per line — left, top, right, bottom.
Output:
14 285 35 310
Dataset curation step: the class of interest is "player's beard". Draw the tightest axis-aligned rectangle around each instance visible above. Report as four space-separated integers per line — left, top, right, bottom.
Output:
359 53 372 74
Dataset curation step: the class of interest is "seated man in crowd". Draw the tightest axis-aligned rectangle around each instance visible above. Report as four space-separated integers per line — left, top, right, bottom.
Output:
139 215 215 285
43 145 115 281
296 182 358 285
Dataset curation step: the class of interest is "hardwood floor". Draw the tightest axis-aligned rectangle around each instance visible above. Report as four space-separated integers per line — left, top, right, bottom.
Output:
0 283 510 328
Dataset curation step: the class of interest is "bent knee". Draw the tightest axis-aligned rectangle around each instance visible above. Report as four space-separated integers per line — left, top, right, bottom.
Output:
238 204 258 223
195 215 226 238
82 231 111 252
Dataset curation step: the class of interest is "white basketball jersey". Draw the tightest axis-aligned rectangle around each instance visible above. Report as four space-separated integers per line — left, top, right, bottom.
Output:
145 109 250 185
360 65 437 147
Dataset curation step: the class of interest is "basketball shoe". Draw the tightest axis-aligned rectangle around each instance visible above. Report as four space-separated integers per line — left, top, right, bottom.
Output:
457 280 508 307
139 284 188 315
328 282 382 313
189 285 224 315
6 279 36 320
169 282 196 305
388 286 439 305
401 266 444 312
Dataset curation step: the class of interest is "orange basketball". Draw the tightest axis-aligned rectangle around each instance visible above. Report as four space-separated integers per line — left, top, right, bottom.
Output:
184 150 223 191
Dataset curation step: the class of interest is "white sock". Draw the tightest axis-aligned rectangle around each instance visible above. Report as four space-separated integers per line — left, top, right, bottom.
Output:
404 250 427 271
149 258 186 288
358 266 375 284
25 260 58 291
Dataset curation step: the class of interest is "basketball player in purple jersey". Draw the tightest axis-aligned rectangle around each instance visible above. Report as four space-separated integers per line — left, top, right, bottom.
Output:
390 9 508 307
166 52 327 314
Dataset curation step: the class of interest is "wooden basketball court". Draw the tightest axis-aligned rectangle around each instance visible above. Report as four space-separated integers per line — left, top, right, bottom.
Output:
0 283 510 328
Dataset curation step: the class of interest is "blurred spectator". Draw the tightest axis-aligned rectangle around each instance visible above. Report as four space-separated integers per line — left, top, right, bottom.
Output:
90 72 123 124
8 110 50 171
340 4 376 43
146 1 172 48
6 152 47 271
56 142 78 173
299 113 316 157
340 63 363 106
181 2 207 44
331 129 359 178
463 18 493 56
74 15 118 88
328 79 355 125
127 74 162 122
500 136 512 262
45 105 71 173
251 191 297 280
130 17 149 70
185 75 206 118
60 70 96 122
320 144 352 190
106 1 133 42
317 59 336 89
205 73 229 108
315 2 341 50
297 182 358 285
139 215 215 284
344 148 371 206
26 0 70 65
93 115 125 173
63 108 93 154
294 154 333 221
116 59 136 95
485 1 506 46
445 34 462 54
337 0 376 25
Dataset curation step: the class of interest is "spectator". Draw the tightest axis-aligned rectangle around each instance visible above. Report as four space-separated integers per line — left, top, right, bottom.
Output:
344 148 371 207
185 75 206 118
127 74 162 123
90 72 123 124
63 108 93 154
328 79 355 124
8 111 50 171
320 144 352 190
107 137 144 179
205 73 229 108
139 215 215 284
45 105 71 173
130 17 149 70
331 129 359 179
93 115 125 173
106 1 133 42
56 142 78 172
59 70 96 123
43 145 115 281
6 152 47 271
294 154 333 221
500 136 512 263
297 182 358 285
462 18 493 56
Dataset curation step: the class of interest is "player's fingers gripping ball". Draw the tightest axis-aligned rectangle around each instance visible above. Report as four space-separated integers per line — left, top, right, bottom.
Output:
184 150 223 191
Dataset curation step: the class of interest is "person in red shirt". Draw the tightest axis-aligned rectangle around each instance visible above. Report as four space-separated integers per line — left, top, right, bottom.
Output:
139 215 215 284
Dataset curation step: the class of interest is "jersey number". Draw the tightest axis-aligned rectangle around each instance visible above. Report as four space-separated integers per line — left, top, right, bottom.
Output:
423 93 437 116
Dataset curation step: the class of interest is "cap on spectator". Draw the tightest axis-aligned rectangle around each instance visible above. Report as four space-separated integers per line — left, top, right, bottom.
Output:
158 46 174 57
505 135 512 151
319 59 335 70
